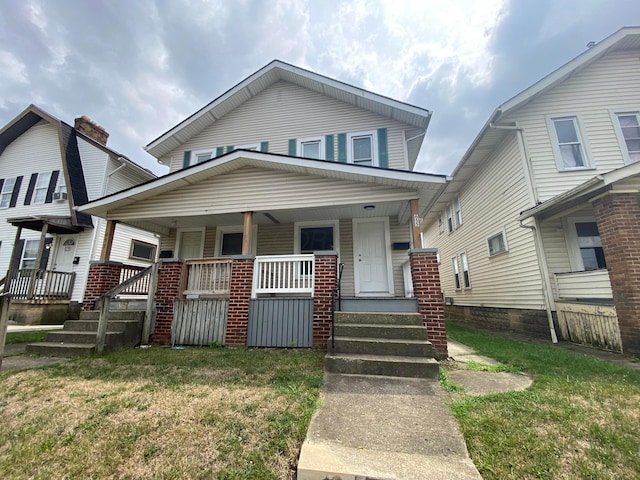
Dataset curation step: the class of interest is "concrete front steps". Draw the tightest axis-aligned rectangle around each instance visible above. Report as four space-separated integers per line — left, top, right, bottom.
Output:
325 312 439 379
26 310 145 357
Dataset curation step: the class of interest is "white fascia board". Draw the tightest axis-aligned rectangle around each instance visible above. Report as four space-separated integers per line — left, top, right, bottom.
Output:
78 150 447 215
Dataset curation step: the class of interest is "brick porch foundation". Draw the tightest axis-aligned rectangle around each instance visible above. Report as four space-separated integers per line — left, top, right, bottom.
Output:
225 256 254 346
82 261 124 311
152 260 184 345
313 252 338 347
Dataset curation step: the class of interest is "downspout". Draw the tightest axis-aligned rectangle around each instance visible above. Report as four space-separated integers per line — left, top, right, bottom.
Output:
489 122 558 343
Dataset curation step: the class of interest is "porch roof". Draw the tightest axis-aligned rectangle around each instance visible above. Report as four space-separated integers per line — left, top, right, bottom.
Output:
519 162 640 221
8 215 86 234
78 150 448 234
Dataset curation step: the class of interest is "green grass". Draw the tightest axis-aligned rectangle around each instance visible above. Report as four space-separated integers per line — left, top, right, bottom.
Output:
446 322 640 479
0 346 324 479
4 330 50 344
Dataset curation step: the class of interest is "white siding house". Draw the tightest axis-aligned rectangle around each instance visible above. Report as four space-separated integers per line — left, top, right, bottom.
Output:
0 105 158 323
423 27 640 356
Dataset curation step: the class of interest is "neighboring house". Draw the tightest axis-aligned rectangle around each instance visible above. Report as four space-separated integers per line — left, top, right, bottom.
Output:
423 27 640 356
78 60 450 357
0 105 158 324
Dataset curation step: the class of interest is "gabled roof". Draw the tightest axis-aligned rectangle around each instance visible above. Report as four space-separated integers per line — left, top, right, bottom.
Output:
424 26 640 226
79 149 447 225
145 60 432 160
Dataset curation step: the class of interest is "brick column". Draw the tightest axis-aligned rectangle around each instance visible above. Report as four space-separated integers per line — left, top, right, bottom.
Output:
409 248 447 359
313 252 338 347
592 193 640 356
152 260 184 345
82 261 123 311
225 256 255 346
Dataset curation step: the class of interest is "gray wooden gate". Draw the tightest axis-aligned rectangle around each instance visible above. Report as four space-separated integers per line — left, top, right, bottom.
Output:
248 298 313 347
172 298 228 346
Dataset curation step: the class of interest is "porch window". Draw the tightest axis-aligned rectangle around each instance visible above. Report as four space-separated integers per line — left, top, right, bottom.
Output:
616 113 640 163
221 232 243 256
21 239 39 270
0 177 16 208
215 225 258 256
33 172 52 204
294 220 339 254
130 239 157 261
347 131 378 166
576 222 606 271
452 256 460 289
550 117 589 169
297 137 325 160
461 252 471 288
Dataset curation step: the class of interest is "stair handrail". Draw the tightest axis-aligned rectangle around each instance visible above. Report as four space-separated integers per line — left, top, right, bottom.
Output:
95 262 160 354
330 262 345 351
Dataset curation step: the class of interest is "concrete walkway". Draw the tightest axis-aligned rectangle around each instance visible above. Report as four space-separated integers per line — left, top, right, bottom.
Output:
296 339 532 480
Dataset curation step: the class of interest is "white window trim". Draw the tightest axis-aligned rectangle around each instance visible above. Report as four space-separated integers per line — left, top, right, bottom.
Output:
546 114 593 171
461 251 471 289
175 227 205 259
33 171 52 205
446 204 454 233
293 220 340 254
56 172 67 195
214 225 258 256
235 143 261 151
486 228 509 257
452 256 460 290
0 177 16 209
610 109 640 165
129 239 157 262
563 216 602 272
21 238 40 270
296 136 325 160
347 130 378 166
454 195 462 228
190 148 218 166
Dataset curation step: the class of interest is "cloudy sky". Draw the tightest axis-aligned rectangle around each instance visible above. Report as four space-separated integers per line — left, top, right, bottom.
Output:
1 0 640 176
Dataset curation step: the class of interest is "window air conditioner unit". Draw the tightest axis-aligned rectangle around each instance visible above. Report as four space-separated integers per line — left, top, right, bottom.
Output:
53 192 68 201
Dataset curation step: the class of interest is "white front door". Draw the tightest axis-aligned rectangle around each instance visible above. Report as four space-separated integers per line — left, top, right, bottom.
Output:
353 218 393 296
54 236 77 272
177 229 204 259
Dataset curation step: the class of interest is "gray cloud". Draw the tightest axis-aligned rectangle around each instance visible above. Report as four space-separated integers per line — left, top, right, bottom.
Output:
1 0 639 177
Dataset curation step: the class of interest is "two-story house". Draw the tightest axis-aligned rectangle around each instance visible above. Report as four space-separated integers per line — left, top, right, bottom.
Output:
0 105 158 324
77 60 450 360
423 27 640 356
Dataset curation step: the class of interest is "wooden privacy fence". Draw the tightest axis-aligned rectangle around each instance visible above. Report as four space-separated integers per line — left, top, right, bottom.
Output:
556 301 622 353
247 298 313 347
4 269 75 300
172 298 228 346
252 255 314 298
183 259 232 296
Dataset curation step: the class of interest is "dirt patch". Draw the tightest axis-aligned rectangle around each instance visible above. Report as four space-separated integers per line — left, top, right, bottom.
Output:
1 355 69 372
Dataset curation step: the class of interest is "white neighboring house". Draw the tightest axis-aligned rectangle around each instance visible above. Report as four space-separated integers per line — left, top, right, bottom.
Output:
423 27 640 356
0 105 158 324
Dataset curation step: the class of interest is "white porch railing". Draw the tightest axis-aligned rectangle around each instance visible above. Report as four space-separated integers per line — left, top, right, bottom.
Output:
554 269 613 300
252 254 314 298
183 259 233 296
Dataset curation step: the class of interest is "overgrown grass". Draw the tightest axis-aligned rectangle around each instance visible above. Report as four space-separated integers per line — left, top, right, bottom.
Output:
0 346 324 479
446 322 640 479
4 330 49 344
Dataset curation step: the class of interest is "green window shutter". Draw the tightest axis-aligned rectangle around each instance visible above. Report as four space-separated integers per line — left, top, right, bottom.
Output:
260 141 269 152
215 147 224 157
183 151 191 168
325 134 334 161
377 128 388 168
337 133 347 163
226 145 234 153
288 139 297 156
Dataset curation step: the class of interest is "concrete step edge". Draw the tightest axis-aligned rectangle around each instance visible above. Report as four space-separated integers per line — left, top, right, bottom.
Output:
333 336 433 345
326 353 439 364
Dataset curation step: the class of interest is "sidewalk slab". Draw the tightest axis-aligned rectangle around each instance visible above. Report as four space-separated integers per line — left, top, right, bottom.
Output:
297 373 481 480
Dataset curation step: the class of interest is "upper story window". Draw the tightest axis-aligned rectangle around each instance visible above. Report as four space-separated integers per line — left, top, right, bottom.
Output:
615 113 640 164
33 172 52 204
347 131 378 166
550 116 589 170
56 173 67 196
0 177 17 208
454 195 462 227
297 137 325 160
446 204 454 233
190 149 219 166
236 143 260 151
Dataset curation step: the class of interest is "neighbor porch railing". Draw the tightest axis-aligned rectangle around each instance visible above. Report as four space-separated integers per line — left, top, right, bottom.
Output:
4 269 76 300
183 259 233 296
554 269 613 300
252 254 315 298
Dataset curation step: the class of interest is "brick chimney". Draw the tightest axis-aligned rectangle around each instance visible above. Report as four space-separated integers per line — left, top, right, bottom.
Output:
74 116 109 145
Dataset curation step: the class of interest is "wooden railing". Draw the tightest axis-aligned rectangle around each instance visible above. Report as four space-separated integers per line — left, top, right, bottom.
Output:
183 259 233 296
554 269 613 300
4 269 75 300
119 265 150 296
252 255 314 298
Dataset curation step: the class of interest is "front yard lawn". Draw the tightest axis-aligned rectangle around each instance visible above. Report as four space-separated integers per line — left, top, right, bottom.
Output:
446 322 640 479
0 346 324 479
